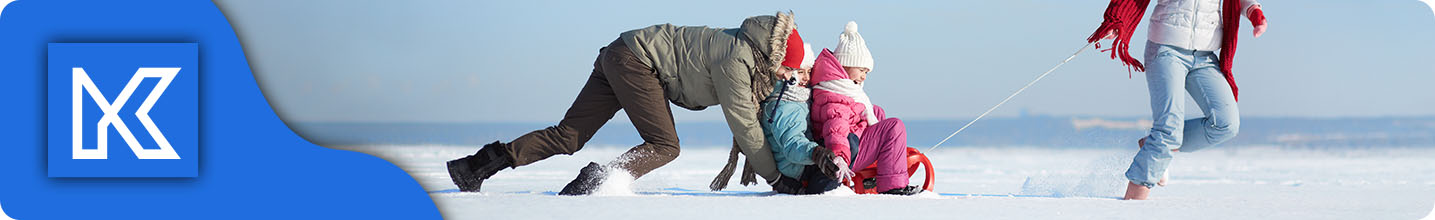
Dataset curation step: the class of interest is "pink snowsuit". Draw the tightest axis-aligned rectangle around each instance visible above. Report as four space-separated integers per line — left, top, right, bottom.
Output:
808 49 909 192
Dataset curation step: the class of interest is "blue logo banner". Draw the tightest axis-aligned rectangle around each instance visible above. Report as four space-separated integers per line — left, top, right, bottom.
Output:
0 1 439 218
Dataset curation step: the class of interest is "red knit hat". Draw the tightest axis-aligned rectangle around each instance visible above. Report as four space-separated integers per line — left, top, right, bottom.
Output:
781 29 804 69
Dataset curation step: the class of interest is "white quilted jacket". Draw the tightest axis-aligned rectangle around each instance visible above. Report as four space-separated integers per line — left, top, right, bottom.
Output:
1148 0 1260 51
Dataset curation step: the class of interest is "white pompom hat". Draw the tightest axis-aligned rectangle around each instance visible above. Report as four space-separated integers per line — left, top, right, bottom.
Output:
833 21 873 70
800 43 816 69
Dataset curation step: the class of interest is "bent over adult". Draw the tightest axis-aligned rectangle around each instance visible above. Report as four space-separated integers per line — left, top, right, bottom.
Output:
447 12 807 195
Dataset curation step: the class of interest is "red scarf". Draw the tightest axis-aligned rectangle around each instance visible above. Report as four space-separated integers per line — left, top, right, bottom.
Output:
1086 0 1244 101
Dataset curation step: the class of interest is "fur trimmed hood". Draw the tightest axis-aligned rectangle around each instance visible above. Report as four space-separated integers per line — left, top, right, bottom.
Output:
738 11 797 78
733 11 796 114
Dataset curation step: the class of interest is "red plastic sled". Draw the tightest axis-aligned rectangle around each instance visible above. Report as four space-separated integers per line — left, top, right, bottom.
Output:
846 147 935 194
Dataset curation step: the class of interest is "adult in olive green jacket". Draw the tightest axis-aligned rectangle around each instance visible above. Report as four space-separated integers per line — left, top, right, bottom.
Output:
447 12 801 195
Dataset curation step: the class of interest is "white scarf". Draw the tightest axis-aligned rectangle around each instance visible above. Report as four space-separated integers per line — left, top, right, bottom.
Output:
815 79 878 126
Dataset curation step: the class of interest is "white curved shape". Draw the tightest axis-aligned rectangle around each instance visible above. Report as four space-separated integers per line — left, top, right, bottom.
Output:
0 0 15 19
1422 201 1435 220
1423 0 1435 20
0 200 12 220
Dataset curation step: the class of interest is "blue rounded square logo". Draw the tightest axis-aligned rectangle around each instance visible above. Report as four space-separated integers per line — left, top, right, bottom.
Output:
47 43 199 177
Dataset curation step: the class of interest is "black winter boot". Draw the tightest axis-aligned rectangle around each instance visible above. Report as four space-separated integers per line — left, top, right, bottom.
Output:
558 162 609 195
879 185 922 196
769 175 806 195
447 141 514 192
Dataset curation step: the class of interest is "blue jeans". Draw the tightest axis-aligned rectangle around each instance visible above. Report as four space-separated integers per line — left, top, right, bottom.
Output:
1126 42 1241 188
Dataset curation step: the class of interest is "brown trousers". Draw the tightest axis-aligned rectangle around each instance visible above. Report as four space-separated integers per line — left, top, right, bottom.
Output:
504 39 680 179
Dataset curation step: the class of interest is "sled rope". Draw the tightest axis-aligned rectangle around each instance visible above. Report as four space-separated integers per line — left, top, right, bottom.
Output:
929 42 1093 152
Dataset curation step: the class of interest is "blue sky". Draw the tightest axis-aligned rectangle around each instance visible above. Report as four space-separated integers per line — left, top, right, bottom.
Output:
215 0 1435 123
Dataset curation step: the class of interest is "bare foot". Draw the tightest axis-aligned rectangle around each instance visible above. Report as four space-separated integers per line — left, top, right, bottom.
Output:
1123 181 1151 200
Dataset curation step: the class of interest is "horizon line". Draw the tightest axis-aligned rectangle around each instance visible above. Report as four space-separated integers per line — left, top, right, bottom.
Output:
288 115 1435 124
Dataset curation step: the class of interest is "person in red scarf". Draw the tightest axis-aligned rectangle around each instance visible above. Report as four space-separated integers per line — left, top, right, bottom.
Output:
1086 0 1268 200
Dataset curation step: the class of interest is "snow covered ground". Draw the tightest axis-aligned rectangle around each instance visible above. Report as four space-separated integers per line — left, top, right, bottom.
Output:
339 145 1435 219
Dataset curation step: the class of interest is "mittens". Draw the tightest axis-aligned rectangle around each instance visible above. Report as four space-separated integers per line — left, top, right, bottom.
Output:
811 147 841 180
1248 6 1266 26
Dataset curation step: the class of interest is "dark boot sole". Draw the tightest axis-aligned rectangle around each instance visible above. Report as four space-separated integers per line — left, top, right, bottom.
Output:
447 158 483 192
879 186 922 196
558 162 607 196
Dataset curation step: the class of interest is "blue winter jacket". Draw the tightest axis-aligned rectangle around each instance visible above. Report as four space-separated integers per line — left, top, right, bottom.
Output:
761 81 820 178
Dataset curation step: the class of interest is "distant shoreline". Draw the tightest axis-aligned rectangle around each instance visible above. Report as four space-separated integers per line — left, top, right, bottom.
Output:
292 116 1435 148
